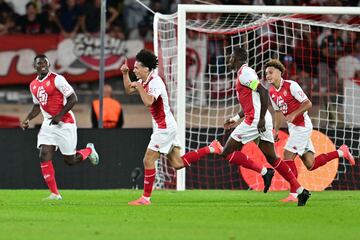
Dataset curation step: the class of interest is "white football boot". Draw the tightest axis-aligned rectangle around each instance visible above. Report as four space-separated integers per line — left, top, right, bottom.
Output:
86 143 99 165
43 193 62 200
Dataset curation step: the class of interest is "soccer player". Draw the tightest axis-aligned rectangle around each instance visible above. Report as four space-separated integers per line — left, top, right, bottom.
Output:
120 49 223 206
21 54 99 200
222 47 310 206
265 59 355 202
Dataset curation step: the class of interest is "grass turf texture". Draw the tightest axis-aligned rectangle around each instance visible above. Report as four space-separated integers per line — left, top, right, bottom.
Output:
0 190 359 240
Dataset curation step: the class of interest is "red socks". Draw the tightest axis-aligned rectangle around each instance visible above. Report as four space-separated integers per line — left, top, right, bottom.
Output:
284 159 298 193
181 146 210 167
76 147 92 161
143 169 156 198
225 151 262 173
311 151 339 170
272 158 301 191
40 161 59 195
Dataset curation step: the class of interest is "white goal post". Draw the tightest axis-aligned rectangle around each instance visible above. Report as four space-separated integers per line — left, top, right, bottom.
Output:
154 5 360 191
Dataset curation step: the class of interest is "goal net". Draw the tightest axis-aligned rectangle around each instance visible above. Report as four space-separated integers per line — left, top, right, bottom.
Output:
153 5 360 191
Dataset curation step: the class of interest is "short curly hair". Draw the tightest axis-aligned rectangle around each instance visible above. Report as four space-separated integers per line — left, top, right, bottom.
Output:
264 59 285 75
135 49 158 71
233 47 248 63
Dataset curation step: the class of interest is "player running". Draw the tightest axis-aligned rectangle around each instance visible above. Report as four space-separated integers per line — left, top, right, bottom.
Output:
21 54 99 200
265 59 355 202
121 49 223 205
221 47 310 206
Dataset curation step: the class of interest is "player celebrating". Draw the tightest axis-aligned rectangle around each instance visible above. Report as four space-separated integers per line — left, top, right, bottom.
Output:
265 59 355 202
21 54 99 200
120 49 223 206
222 47 310 206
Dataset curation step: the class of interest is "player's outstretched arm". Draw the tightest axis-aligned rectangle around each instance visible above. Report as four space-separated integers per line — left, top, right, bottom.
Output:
21 104 41 130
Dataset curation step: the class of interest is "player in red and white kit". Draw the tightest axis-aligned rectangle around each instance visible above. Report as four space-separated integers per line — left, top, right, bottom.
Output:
121 49 223 205
21 54 99 200
222 47 310 206
265 59 355 202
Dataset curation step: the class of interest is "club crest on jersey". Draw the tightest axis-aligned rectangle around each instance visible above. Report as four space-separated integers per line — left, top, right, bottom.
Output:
283 90 287 96
46 81 50 87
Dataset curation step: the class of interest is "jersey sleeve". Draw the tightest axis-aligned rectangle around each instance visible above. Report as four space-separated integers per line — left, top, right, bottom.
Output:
290 81 308 103
239 67 260 91
54 75 75 97
269 96 279 111
31 91 39 104
147 77 163 99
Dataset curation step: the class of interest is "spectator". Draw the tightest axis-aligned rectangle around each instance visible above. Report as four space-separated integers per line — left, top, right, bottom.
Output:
128 20 152 42
91 84 124 128
56 0 83 38
15 2 42 34
0 0 16 35
318 32 344 93
123 0 147 33
317 31 344 125
336 40 360 125
108 21 126 40
39 3 60 33
80 0 119 34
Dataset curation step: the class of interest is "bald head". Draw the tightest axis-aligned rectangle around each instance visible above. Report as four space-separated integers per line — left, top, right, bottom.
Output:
103 84 113 98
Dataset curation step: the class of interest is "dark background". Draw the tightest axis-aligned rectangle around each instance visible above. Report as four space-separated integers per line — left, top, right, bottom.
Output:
0 128 151 189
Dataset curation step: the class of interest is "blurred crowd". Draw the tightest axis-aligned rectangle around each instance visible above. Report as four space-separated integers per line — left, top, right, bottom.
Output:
0 0 165 39
1 0 359 37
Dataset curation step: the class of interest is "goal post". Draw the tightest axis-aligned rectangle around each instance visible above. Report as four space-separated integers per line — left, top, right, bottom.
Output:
154 5 360 191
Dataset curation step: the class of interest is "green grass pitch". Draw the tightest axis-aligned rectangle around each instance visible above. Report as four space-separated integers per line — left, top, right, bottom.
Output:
0 190 359 240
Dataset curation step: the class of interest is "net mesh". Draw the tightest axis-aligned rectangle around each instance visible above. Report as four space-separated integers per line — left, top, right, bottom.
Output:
153 10 360 190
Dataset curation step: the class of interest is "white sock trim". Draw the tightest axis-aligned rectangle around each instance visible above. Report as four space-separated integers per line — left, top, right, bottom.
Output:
290 192 298 198
143 196 150 201
296 187 304 195
260 167 267 176
209 146 214 153
337 150 344 158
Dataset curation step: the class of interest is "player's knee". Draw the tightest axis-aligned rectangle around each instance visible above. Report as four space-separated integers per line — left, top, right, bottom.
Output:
143 158 154 169
221 149 232 159
171 161 184 170
39 151 50 162
266 155 277 164
221 152 229 159
304 162 313 170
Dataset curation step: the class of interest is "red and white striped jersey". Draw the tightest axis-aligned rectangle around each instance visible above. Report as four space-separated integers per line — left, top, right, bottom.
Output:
269 79 311 127
30 72 75 124
140 71 176 130
236 64 263 125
